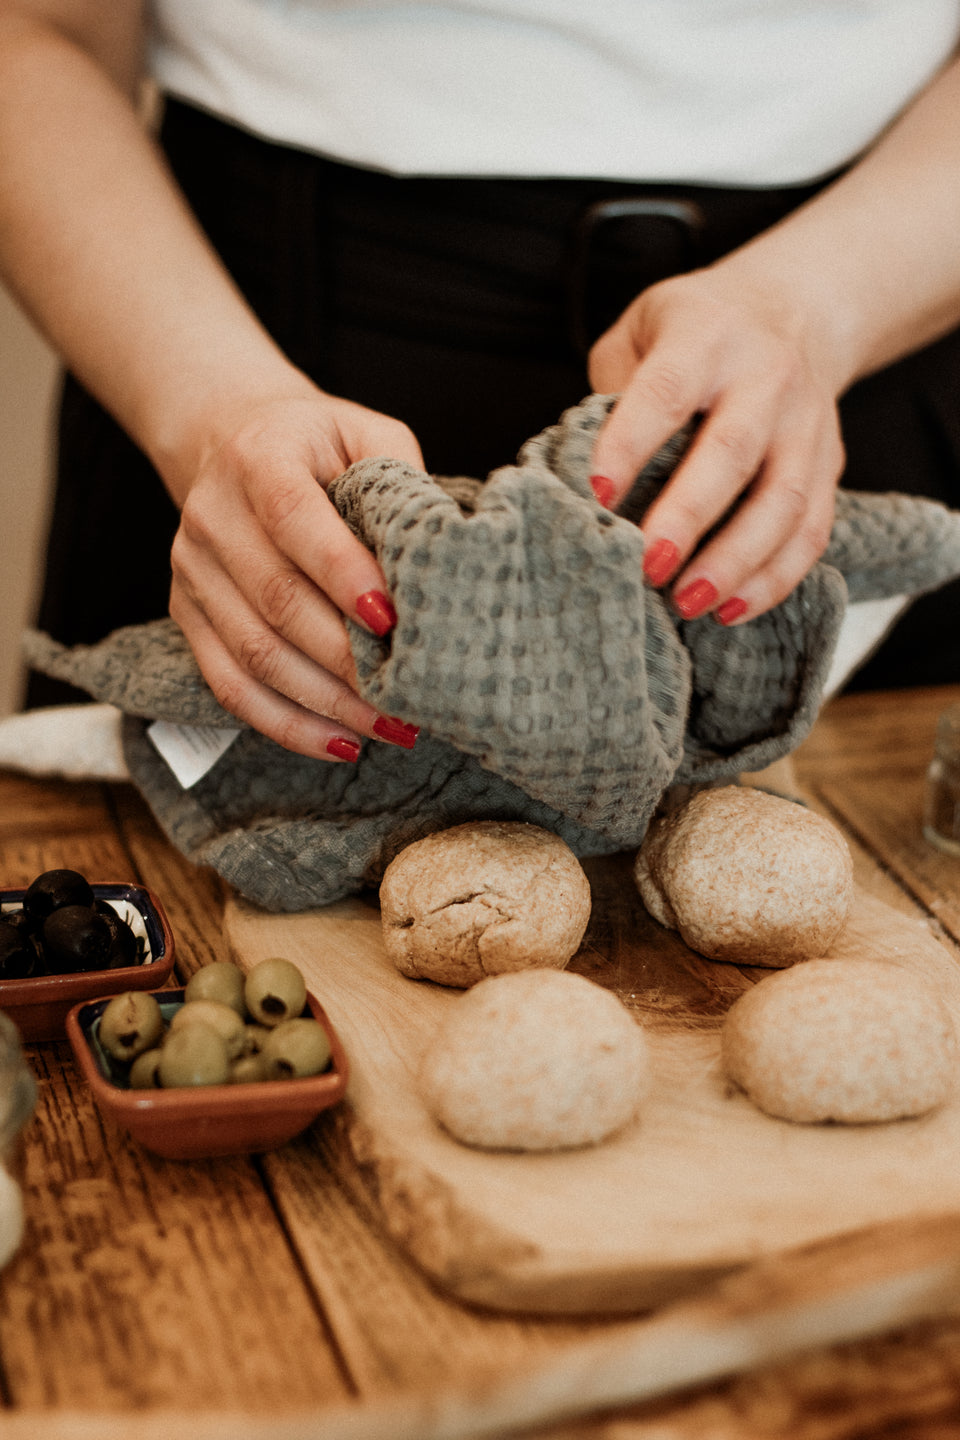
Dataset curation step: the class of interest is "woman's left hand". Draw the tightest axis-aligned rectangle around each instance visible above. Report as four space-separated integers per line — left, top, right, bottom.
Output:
587 265 846 624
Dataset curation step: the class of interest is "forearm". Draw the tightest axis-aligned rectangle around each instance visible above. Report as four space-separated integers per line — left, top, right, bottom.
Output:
714 50 960 394
0 11 307 503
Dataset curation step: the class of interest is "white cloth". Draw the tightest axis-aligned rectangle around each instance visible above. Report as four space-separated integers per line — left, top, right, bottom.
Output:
148 0 960 185
0 704 129 781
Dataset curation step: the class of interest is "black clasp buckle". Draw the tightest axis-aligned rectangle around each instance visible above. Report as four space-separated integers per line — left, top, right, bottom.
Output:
566 196 705 357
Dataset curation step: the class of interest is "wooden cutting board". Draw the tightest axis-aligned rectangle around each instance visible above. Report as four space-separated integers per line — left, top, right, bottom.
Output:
225 851 960 1316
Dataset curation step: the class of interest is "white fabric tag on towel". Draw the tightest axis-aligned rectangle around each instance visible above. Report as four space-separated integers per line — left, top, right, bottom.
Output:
147 720 241 789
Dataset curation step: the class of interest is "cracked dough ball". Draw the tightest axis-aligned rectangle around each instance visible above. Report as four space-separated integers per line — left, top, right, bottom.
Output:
722 959 958 1123
634 786 853 966
379 821 592 987
418 968 649 1150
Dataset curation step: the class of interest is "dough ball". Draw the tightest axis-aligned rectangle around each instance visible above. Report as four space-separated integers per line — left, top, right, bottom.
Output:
418 968 649 1151
634 786 853 966
722 959 958 1124
380 821 591 987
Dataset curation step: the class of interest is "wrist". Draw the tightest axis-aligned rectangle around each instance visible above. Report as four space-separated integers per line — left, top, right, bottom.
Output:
140 349 321 505
706 240 862 398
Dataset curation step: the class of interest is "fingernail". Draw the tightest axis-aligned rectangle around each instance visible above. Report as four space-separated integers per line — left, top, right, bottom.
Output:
643 538 681 588
355 590 397 636
716 597 749 626
373 716 420 749
589 474 615 508
673 578 718 620
326 736 361 762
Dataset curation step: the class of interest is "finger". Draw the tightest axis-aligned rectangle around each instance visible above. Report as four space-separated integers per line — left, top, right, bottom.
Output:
171 588 366 763
317 402 426 630
173 582 420 758
634 383 787 583
713 507 835 625
173 524 421 749
240 463 403 642
175 493 363 690
588 314 645 394
172 540 367 724
588 342 710 512
672 427 842 623
332 402 425 473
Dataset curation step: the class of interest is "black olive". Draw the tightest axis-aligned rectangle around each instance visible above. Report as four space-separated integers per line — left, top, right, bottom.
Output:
0 920 42 979
23 868 95 923
2 906 39 939
94 904 138 969
41 904 114 974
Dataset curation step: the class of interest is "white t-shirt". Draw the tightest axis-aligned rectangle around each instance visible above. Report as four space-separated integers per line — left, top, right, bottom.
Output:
148 1 960 185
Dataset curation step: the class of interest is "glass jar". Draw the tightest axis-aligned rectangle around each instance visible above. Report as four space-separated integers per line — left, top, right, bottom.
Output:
0 1010 35 1269
923 704 960 856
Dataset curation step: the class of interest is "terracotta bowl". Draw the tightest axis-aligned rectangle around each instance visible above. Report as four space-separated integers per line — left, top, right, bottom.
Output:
0 883 176 1042
65 987 349 1160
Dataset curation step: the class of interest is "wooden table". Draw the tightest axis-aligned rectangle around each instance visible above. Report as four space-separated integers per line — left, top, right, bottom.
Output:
1 685 960 1440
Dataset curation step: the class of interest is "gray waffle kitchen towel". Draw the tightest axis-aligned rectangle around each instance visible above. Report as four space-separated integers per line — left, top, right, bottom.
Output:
24 394 960 911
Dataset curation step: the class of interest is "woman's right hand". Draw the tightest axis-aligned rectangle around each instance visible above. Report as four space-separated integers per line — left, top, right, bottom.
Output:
0 13 424 765
168 385 425 762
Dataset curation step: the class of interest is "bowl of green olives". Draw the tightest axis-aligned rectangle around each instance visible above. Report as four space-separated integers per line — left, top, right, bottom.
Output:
0 869 176 1041
65 958 348 1159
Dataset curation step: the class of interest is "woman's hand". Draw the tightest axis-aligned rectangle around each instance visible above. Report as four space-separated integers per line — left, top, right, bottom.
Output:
587 266 845 625
169 386 425 760
588 43 960 627
0 12 424 763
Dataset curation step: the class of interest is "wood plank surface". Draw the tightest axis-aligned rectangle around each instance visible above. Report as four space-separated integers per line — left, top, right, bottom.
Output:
3 1207 960 1440
0 775 137 887
0 688 959 1438
793 684 960 945
793 685 956 782
0 775 350 1414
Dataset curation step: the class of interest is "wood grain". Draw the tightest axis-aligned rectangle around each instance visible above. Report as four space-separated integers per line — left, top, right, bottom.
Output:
793 685 959 782
0 775 349 1414
0 776 136 888
0 1041 349 1413
3 1208 960 1440
260 1121 594 1397
2 691 960 1439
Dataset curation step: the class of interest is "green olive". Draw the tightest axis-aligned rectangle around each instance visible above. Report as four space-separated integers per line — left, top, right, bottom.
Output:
98 991 164 1062
129 1048 164 1089
229 1053 269 1084
157 1024 230 1088
170 998 247 1059
184 962 247 1017
244 957 307 1027
240 1023 272 1057
262 1018 331 1079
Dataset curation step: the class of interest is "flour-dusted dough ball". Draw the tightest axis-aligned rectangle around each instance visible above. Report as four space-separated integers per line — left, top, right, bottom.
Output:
634 786 853 966
418 968 649 1150
722 959 958 1124
380 821 592 987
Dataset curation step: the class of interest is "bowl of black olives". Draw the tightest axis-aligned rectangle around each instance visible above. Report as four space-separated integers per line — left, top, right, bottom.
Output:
65 958 348 1159
0 868 175 1041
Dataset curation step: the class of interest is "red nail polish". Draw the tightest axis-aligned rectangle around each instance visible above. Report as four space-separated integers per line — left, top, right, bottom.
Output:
326 736 361 762
643 538 681 588
356 590 397 636
716 597 749 626
673 578 718 620
589 474 615 509
373 716 420 749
